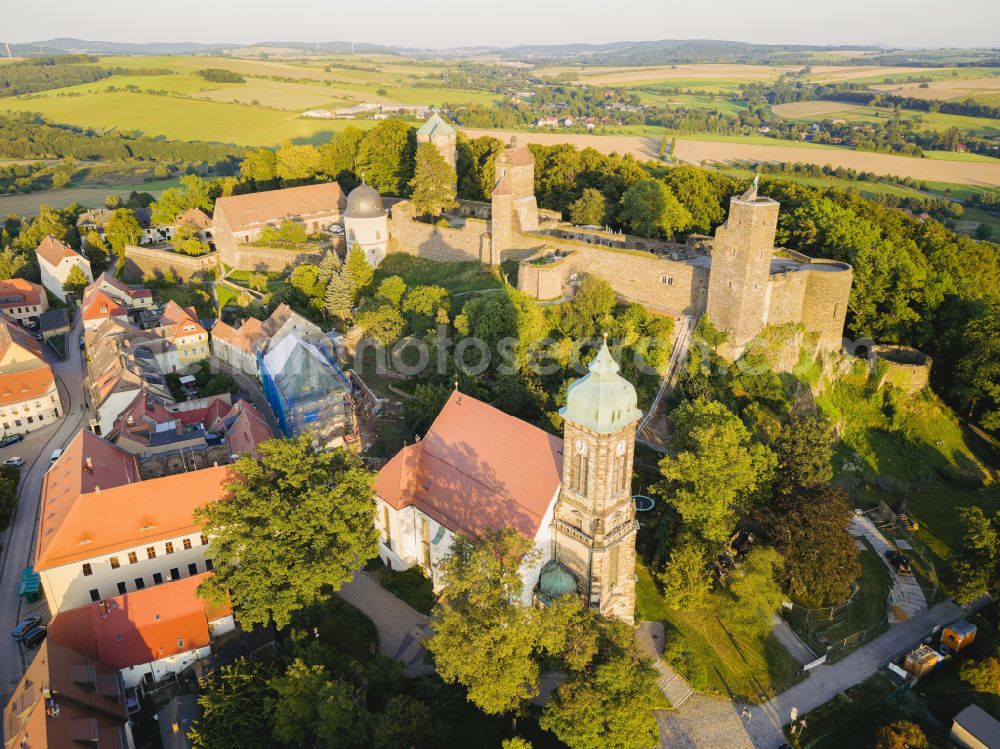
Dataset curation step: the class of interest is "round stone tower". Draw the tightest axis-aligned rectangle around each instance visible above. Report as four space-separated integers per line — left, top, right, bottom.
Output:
343 183 388 267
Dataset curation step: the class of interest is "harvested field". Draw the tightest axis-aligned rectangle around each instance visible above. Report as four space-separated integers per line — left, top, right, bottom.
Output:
807 65 952 82
771 101 856 118
462 128 1000 186
574 63 789 85
873 76 1000 101
0 180 179 218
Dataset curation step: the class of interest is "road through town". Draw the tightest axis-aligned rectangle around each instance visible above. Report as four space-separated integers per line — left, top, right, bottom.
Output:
0 314 88 705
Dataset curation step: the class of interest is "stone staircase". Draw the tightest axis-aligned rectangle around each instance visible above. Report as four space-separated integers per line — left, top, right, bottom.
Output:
636 621 695 708
850 514 927 622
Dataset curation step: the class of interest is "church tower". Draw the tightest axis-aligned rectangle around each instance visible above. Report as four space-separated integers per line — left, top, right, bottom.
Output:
548 340 643 622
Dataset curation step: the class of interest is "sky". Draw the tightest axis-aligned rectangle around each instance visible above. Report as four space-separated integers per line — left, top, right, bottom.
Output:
5 0 1000 50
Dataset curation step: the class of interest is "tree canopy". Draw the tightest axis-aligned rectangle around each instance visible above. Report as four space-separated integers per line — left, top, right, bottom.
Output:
409 141 457 216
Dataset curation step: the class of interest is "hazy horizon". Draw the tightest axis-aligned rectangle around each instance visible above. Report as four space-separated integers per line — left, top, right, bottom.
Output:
6 0 1000 51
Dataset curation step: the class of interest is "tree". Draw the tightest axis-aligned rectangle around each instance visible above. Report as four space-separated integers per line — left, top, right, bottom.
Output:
617 179 692 240
104 208 142 258
325 271 355 322
402 285 449 332
772 415 834 496
189 659 275 749
955 308 1000 430
356 305 406 347
657 538 712 611
661 166 725 235
568 188 607 226
196 437 378 629
0 248 28 280
375 276 407 307
276 142 323 183
655 398 775 544
408 141 457 216
343 246 374 299
319 126 364 188
762 485 860 608
955 504 1000 602
269 659 370 748
723 547 785 636
424 529 542 714
559 274 615 340
874 720 928 749
83 230 109 269
502 739 533 749
540 616 661 749
173 224 212 256
356 119 416 195
62 264 89 294
961 654 1000 695
248 273 269 292
317 250 342 284
371 694 435 749
240 148 278 184
403 383 451 436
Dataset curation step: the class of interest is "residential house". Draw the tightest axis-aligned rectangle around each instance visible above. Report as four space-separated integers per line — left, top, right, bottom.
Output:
0 317 62 436
92 272 155 310
211 303 323 377
259 333 354 447
151 301 208 372
38 308 71 341
35 235 93 303
0 278 48 325
211 182 345 255
81 287 129 333
373 390 560 600
3 639 134 749
47 573 235 689
35 429 229 612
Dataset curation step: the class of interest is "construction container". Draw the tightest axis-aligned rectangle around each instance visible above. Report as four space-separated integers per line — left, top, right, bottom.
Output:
942 620 978 653
903 644 943 678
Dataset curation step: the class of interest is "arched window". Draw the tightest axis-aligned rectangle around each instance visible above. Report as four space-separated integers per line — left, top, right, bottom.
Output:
611 456 627 493
570 451 588 496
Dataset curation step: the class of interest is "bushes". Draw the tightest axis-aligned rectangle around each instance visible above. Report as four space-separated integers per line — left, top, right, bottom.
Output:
0 465 19 532
379 566 435 614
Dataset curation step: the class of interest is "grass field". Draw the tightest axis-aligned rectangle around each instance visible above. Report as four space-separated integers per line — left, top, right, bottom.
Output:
373 253 504 296
636 563 801 703
0 178 180 218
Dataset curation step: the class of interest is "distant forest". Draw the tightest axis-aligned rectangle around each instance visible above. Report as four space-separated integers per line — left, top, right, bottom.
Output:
0 55 110 97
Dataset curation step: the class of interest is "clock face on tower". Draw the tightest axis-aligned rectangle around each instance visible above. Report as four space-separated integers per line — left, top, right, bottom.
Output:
575 438 588 455
616 439 626 456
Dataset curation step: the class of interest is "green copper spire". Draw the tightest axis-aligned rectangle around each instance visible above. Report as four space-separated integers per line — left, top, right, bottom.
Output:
560 340 643 433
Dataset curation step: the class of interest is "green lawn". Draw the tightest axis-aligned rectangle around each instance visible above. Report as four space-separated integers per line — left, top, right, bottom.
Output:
636 563 801 703
374 253 504 296
153 283 215 318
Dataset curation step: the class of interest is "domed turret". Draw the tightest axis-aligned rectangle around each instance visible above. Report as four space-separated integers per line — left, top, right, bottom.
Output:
538 560 578 604
345 183 386 219
560 339 643 433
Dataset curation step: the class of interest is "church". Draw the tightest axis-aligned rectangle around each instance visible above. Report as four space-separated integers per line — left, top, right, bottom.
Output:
373 340 641 621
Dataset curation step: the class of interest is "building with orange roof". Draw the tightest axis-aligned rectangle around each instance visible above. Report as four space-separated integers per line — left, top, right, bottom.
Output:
36 429 231 612
3 639 133 749
150 301 208 371
0 316 62 436
0 277 48 325
35 234 93 303
47 573 234 689
212 181 345 264
81 286 129 332
92 271 155 310
374 341 643 621
211 302 323 376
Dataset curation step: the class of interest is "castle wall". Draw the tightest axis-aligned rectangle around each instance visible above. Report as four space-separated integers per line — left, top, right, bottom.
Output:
388 202 493 263
800 261 854 353
226 244 330 272
122 244 220 282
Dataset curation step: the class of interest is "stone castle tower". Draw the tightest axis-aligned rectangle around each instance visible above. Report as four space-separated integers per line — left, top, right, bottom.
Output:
705 183 781 360
488 138 540 264
544 340 642 622
416 113 457 171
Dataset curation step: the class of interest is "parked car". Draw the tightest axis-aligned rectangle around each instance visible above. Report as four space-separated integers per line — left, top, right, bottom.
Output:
3 457 24 467
50 448 63 463
0 434 23 448
11 616 41 641
21 625 46 648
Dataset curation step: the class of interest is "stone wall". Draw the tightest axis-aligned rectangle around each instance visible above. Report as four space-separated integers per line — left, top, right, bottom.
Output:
227 242 334 272
388 201 492 263
872 345 932 393
122 244 220 282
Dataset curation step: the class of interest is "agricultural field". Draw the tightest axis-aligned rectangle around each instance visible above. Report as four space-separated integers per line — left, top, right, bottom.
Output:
770 101 1000 138
0 178 180 218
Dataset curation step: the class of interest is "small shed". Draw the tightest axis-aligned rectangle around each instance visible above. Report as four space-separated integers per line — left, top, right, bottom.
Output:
18 566 40 603
903 644 943 678
951 704 1000 749
37 308 70 340
943 619 978 653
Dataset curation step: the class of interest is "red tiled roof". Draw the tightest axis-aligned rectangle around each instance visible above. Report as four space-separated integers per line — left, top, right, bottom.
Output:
95 271 153 301
81 288 127 321
212 316 263 355
214 182 345 233
0 366 54 407
48 573 232 670
35 235 82 267
35 431 232 571
225 402 273 458
177 207 212 230
0 315 45 361
502 147 534 167
374 392 563 539
491 176 512 198
0 278 44 308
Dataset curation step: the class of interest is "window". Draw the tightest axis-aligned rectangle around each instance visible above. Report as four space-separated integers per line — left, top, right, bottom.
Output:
659 275 673 285
177 638 185 649
570 452 588 496
165 542 174 554
146 546 156 560
205 558 214 571
381 505 392 550
89 588 100 602
127 552 138 564
200 533 209 546
420 517 431 571
170 568 180 581
607 545 620 589
134 578 145 590
109 556 120 569
183 538 192 550
611 456 627 494
152 573 163 585
82 563 93 577
26 417 33 425
188 563 198 576
117 582 127 595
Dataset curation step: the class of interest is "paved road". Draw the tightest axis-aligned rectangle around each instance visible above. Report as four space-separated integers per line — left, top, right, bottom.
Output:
0 315 88 704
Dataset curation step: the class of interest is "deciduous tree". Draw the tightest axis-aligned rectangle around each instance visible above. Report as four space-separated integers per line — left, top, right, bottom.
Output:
874 720 928 749
409 141 457 216
189 658 275 749
104 208 142 258
196 437 378 629
568 188 607 226
617 179 691 240
375 275 407 307
62 264 89 294
356 119 416 196
657 538 713 611
723 546 785 636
